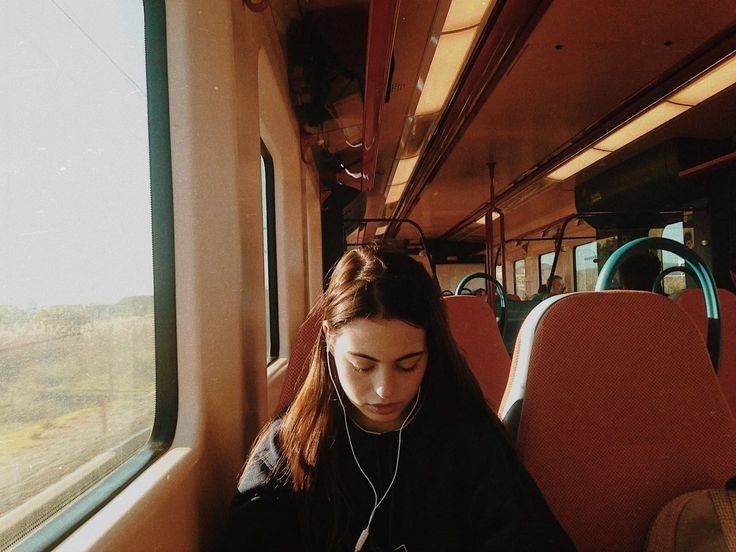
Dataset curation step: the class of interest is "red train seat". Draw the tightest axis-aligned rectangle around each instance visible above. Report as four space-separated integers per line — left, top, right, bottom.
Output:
675 288 736 413
275 305 323 412
500 291 736 551
442 295 511 412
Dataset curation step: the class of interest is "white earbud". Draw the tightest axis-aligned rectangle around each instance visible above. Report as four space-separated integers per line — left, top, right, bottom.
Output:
325 344 421 552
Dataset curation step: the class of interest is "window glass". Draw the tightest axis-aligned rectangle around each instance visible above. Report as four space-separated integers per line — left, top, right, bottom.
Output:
514 259 526 299
261 143 279 363
660 221 686 295
495 264 503 286
0 2 156 547
575 241 598 291
539 252 555 288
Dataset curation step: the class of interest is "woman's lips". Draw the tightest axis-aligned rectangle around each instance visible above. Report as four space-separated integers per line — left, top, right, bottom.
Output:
367 402 402 415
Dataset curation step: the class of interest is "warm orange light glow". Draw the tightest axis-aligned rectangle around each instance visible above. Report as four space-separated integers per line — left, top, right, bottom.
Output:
543 51 736 182
415 27 477 116
386 182 407 203
669 54 736 106
443 0 494 33
594 102 689 152
375 224 387 235
547 148 611 181
391 156 419 186
475 211 500 224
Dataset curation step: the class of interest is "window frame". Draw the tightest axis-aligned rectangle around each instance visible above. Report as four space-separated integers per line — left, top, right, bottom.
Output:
260 140 280 364
573 240 598 291
14 2 177 549
513 259 526 297
538 251 555 288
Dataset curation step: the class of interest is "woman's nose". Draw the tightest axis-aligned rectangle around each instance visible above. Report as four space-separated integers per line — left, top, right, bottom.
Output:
374 367 396 399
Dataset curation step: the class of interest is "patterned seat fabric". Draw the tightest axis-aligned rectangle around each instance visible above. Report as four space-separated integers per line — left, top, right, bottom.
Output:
443 295 511 412
675 288 736 413
501 291 736 551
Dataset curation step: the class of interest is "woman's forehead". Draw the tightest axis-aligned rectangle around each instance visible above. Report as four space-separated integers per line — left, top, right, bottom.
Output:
335 317 426 354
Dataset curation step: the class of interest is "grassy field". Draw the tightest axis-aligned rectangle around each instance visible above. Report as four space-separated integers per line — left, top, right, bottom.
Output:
0 299 155 519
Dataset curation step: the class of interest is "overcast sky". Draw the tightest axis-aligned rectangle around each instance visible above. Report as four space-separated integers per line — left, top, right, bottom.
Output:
0 1 152 308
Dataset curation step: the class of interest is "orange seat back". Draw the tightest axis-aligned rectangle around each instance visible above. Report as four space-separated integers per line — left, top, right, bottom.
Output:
501 291 736 551
676 288 736 413
443 295 511 412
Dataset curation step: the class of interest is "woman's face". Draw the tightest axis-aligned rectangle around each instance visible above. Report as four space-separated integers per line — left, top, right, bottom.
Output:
328 317 427 432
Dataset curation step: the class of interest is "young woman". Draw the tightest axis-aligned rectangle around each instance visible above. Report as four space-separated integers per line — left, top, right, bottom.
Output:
224 247 573 551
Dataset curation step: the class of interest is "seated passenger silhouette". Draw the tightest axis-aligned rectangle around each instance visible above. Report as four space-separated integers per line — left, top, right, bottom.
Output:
549 275 566 296
532 277 565 300
531 284 548 300
619 253 662 292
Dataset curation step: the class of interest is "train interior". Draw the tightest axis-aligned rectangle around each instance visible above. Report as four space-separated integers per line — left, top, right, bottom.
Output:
3 0 736 550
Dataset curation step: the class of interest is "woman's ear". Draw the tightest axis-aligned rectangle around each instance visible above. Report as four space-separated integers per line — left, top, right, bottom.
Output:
322 321 332 353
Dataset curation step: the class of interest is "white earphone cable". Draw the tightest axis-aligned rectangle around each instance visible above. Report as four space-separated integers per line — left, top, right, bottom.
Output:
326 347 421 552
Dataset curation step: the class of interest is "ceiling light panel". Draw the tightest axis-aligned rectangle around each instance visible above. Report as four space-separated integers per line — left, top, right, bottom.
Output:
386 182 407 203
594 101 689 152
669 54 736 106
415 27 478 116
443 0 494 32
547 148 611 181
391 156 419 185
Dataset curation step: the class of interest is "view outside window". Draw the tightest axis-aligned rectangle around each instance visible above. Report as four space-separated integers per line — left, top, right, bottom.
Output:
261 144 279 363
539 252 555 288
514 259 526 299
659 221 687 295
575 241 599 291
0 2 154 548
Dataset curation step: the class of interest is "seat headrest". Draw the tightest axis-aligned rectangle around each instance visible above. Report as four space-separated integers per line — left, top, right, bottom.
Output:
443 295 510 411
503 291 736 550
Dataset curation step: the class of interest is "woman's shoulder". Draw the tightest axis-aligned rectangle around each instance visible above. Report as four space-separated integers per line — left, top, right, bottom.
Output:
236 418 286 494
225 419 304 551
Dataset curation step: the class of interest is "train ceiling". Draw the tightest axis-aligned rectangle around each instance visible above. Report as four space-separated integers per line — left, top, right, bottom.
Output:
275 0 736 244
407 0 736 242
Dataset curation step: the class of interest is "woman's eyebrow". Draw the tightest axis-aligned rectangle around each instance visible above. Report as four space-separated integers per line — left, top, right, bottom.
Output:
348 351 425 362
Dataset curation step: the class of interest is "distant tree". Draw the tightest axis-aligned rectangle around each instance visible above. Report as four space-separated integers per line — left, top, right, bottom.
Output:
0 305 29 326
113 296 154 317
33 306 92 336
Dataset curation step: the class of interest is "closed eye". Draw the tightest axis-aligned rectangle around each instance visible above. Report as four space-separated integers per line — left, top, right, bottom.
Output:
396 362 420 372
350 362 374 373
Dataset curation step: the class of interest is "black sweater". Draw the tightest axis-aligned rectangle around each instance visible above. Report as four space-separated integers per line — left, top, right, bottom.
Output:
224 405 574 551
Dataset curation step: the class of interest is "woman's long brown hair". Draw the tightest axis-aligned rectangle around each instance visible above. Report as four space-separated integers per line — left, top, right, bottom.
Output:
251 246 504 550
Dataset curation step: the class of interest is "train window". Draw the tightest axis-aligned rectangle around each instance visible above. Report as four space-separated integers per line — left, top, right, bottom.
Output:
495 264 503 286
574 241 599 291
514 259 526 299
261 141 280 363
0 1 176 549
539 252 555 287
659 221 687 295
